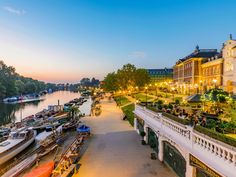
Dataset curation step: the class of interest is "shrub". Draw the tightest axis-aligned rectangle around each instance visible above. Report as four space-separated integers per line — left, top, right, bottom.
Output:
162 112 190 125
140 131 146 137
157 100 163 105
194 126 236 147
168 104 173 110
121 104 135 126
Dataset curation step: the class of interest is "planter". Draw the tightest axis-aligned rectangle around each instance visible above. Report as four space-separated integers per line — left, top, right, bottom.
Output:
151 152 157 160
141 140 146 145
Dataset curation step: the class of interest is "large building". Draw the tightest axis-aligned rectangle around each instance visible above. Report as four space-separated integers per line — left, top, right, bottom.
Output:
222 36 236 94
173 35 236 94
147 68 173 83
173 46 219 94
201 53 224 92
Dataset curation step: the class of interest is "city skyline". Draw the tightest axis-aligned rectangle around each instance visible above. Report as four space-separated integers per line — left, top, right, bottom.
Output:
1 0 236 83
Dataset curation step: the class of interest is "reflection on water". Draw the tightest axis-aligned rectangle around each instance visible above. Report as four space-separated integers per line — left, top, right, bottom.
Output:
0 91 91 125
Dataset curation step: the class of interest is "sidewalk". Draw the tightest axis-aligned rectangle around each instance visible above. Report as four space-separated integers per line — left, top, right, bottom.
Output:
74 98 176 177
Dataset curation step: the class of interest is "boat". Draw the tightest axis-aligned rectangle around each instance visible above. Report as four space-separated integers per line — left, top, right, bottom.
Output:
23 161 55 177
76 125 90 134
38 144 58 158
62 121 78 131
2 154 38 177
0 128 36 165
3 95 44 104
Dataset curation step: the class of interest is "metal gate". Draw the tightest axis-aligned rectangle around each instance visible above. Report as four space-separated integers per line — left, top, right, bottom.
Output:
163 141 186 177
148 128 159 153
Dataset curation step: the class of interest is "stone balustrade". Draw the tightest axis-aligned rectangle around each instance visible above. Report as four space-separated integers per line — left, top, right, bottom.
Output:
134 104 236 177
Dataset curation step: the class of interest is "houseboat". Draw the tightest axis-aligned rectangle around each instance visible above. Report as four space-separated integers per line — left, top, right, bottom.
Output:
0 128 36 165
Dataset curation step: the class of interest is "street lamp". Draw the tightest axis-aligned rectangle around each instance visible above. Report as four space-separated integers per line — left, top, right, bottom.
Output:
171 87 175 99
145 86 148 107
199 80 203 94
213 79 217 89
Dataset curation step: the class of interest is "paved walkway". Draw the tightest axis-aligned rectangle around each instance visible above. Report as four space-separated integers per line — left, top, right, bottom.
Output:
74 98 175 177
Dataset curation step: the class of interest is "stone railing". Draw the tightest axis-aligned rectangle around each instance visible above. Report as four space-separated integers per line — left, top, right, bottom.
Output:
134 105 236 177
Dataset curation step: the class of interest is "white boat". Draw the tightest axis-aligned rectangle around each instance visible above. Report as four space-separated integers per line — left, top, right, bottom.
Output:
0 128 36 165
2 153 38 177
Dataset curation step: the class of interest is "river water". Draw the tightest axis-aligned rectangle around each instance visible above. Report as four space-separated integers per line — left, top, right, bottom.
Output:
0 91 92 125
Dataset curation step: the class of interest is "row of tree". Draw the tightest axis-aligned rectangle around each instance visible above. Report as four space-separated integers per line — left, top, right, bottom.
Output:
102 63 150 92
0 60 58 99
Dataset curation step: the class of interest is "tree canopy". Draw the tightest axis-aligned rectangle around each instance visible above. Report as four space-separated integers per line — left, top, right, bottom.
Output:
0 60 58 99
102 63 150 92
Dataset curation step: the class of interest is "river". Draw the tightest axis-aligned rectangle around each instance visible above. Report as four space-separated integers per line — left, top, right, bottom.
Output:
0 91 92 125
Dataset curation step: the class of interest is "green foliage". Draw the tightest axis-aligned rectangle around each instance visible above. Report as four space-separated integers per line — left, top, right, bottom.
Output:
135 68 150 88
121 104 135 126
103 72 119 92
114 96 130 107
0 60 58 99
201 88 230 103
140 131 146 137
68 106 80 120
194 126 236 147
134 93 152 102
162 112 190 125
103 63 150 91
117 64 136 90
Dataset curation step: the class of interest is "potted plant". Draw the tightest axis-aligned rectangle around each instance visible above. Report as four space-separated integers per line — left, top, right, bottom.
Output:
140 131 146 145
150 142 157 160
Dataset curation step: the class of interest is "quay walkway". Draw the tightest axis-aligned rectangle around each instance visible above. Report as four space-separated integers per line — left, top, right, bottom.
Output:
73 98 175 177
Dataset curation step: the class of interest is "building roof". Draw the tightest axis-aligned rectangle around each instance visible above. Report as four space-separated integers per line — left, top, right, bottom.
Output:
147 68 173 75
148 68 173 72
176 46 219 65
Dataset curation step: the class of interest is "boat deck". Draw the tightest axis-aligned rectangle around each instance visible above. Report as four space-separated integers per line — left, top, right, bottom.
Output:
0 139 24 154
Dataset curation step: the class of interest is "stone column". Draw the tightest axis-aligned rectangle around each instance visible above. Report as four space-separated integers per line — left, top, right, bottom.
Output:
185 153 194 177
158 136 164 162
143 123 148 143
134 117 139 134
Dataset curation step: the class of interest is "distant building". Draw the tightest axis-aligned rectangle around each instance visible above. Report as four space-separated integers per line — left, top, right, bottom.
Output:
222 35 236 94
173 46 219 94
147 68 173 83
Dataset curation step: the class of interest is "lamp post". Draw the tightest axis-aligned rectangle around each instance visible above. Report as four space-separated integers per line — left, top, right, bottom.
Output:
171 87 175 100
213 79 217 89
145 86 148 107
199 80 203 94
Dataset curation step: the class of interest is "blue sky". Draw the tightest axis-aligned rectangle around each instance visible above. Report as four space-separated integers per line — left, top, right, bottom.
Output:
0 0 235 83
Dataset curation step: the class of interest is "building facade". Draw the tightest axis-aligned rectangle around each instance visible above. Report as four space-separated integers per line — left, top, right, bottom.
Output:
173 46 219 94
222 37 236 94
201 54 224 92
147 68 173 83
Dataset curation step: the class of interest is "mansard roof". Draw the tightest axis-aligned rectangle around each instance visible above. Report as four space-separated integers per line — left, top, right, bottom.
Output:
176 47 219 65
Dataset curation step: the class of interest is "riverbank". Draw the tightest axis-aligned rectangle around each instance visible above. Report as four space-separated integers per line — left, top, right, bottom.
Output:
73 98 175 177
0 91 91 125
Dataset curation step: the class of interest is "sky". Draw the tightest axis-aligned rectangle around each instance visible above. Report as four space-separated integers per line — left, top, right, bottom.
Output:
0 0 236 83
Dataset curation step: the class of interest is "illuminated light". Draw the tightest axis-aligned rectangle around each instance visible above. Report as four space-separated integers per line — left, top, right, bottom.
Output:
145 86 148 90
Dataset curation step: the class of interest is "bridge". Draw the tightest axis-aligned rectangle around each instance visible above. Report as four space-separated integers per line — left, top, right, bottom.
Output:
133 104 236 177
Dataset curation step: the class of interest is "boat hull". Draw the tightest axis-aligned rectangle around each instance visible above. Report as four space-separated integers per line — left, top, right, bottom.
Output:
23 161 54 177
0 131 36 165
2 154 38 177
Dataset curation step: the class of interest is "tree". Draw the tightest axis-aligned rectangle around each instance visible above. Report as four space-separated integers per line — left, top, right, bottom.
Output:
15 80 25 94
68 106 80 120
103 72 119 92
117 63 136 90
135 68 150 88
